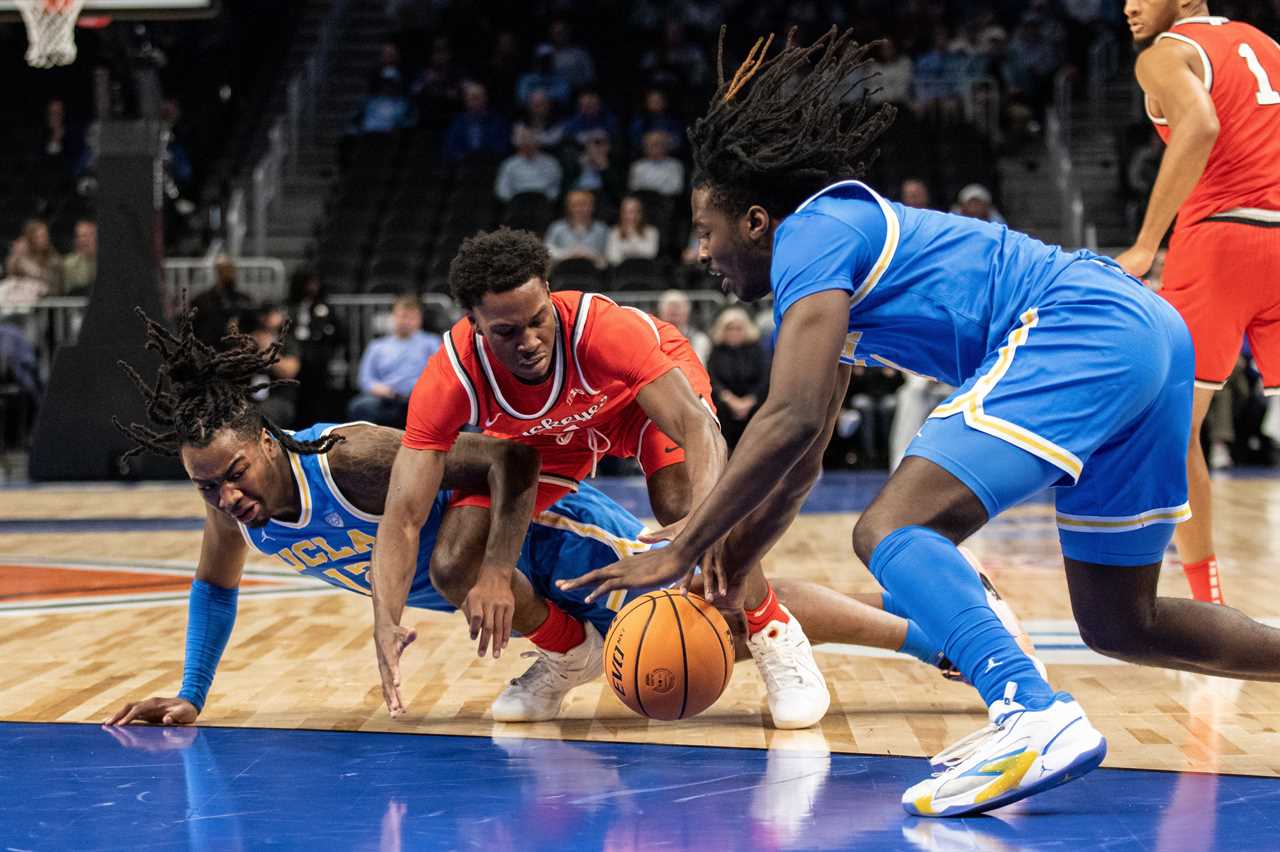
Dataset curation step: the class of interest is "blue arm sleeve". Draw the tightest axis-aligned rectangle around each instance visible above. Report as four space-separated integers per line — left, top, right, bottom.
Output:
770 204 887 326
177 579 239 712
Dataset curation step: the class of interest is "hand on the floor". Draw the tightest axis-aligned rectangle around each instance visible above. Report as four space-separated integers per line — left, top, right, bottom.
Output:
104 696 198 726
374 620 417 718
463 567 514 659
557 544 695 604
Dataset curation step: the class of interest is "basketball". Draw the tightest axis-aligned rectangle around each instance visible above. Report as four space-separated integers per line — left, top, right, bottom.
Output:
603 590 734 721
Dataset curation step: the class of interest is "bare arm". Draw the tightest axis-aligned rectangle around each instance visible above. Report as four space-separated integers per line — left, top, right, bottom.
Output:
1122 42 1220 273
721 364 852 568
665 291 850 563
635 367 728 515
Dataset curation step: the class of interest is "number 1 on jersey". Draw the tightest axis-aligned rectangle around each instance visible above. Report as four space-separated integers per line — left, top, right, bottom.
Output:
1239 43 1280 105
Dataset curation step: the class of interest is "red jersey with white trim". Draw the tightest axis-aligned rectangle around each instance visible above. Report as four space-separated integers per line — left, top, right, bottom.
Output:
403 291 681 485
1146 17 1280 230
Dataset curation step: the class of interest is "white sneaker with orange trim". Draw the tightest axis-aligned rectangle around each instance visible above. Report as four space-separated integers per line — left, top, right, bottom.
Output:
747 606 831 730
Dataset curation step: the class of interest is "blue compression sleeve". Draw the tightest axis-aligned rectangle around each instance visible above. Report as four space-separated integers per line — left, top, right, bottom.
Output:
176 579 239 712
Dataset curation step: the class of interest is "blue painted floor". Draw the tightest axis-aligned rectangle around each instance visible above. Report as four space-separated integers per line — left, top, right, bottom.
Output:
3 722 1278 851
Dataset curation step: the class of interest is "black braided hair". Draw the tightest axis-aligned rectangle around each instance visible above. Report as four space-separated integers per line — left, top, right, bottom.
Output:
113 303 343 469
689 26 897 220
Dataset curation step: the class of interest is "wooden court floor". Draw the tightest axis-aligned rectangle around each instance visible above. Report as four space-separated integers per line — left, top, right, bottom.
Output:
1 478 1279 777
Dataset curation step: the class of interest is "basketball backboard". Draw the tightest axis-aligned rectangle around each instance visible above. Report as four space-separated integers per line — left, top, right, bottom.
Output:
0 1 219 22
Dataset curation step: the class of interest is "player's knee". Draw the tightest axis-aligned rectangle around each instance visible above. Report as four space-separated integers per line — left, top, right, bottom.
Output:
851 513 892 566
427 546 473 604
1076 611 1156 661
648 475 691 527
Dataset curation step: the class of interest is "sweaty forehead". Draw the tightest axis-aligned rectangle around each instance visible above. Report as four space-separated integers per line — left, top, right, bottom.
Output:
475 279 550 324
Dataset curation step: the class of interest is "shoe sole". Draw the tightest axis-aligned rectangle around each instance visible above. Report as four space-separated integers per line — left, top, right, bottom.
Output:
904 734 1108 818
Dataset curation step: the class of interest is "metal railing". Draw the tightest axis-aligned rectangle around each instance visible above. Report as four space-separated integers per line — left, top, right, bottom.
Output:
237 0 351 258
163 257 288 304
16 289 741 392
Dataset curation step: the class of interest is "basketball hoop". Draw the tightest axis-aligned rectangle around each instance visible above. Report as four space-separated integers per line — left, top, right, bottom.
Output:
16 0 88 68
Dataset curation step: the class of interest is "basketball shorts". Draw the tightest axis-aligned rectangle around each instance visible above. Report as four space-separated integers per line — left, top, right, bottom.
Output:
411 483 655 634
908 260 1194 566
1161 219 1280 392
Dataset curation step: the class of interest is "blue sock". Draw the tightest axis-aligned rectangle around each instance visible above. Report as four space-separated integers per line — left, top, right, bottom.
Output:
869 525 1054 709
899 618 943 665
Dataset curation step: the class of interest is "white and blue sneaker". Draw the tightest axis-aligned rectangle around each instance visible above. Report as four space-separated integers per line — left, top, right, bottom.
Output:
903 682 1107 817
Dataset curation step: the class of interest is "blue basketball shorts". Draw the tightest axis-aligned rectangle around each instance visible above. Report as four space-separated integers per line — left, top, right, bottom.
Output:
906 262 1194 566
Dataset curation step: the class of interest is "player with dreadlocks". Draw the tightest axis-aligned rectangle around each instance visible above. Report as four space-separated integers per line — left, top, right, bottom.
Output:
105 303 671 725
562 26 1280 817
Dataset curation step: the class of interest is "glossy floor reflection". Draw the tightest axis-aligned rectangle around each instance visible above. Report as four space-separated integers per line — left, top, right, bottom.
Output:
4 722 1278 851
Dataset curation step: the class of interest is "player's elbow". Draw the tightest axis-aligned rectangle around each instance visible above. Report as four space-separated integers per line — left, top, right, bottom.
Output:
1186 112 1220 148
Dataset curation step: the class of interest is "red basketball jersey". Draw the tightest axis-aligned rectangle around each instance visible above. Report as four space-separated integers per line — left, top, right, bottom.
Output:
1146 16 1280 230
403 290 685 485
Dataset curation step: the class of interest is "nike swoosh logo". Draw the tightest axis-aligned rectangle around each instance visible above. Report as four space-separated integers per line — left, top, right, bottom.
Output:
484 414 501 427
663 445 679 454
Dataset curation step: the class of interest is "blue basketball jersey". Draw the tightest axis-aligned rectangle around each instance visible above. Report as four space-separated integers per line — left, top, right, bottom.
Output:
238 423 452 610
770 180 1133 385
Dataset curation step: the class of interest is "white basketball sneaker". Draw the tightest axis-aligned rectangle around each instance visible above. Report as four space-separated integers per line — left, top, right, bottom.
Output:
904 682 1107 817
490 625 603 722
747 606 831 729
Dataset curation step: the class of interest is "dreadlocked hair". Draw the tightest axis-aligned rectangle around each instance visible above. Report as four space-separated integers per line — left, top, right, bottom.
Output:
112 304 344 469
689 26 898 220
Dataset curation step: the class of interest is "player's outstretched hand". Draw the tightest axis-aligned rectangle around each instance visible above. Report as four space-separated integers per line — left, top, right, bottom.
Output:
462 567 514 659
374 619 418 719
1114 246 1155 279
105 696 198 726
557 546 694 604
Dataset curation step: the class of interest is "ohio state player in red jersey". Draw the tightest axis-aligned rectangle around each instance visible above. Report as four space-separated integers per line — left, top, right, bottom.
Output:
370 228 830 728
1118 2 1280 605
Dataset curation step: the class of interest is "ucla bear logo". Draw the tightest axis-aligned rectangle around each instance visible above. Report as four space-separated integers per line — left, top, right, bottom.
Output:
325 511 344 528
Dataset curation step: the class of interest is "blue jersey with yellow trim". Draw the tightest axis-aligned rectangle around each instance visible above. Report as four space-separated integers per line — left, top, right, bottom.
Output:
770 181 1133 385
238 423 450 609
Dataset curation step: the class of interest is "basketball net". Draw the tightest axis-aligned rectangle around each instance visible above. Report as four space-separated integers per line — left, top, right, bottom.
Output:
16 0 88 68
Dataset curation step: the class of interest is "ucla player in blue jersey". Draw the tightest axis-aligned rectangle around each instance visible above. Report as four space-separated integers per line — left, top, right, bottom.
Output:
564 28 1280 817
100 305 675 726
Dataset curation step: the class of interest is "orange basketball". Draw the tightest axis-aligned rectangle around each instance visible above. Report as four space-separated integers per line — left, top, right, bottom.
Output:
602 590 734 721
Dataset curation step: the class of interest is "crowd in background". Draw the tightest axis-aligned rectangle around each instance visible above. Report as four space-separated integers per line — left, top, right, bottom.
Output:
2 0 1277 471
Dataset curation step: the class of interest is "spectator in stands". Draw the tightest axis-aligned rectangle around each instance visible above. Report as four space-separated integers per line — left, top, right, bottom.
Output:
641 21 711 94
657 289 711 365
369 42 405 92
913 26 964 112
247 304 301 429
3 219 62 298
191 254 255 347
355 77 417 135
629 89 684 153
953 183 1006 224
34 98 83 176
545 190 609 269
899 177 932 209
495 126 563 203
288 268 347 423
864 37 914 106
516 45 573 110
561 129 624 218
484 29 525 113
606 196 659 266
515 88 564 151
62 220 96 296
841 366 903 469
347 295 440 427
444 82 510 163
545 19 596 90
1002 2 1067 112
628 130 684 197
414 36 465 125
561 89 621 148
707 307 770 451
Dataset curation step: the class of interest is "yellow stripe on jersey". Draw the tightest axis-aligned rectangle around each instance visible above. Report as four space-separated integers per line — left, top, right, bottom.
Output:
531 511 650 561
928 308 1084 481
